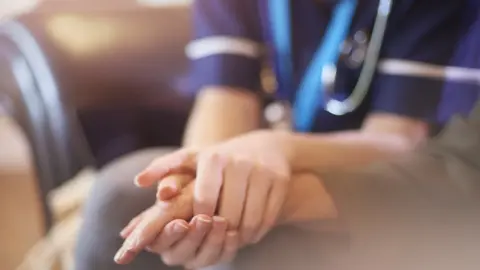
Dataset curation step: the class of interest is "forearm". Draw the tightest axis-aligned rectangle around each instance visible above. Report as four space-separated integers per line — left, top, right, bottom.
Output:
281 114 480 230
182 87 261 148
287 130 421 173
284 114 429 172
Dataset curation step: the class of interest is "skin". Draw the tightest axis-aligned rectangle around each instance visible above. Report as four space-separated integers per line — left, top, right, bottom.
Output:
113 88 429 268
115 172 338 268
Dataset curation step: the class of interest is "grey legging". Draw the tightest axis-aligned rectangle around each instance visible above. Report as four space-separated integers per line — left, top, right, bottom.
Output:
74 148 348 270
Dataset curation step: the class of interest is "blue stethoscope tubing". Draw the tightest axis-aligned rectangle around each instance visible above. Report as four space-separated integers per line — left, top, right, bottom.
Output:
269 0 393 131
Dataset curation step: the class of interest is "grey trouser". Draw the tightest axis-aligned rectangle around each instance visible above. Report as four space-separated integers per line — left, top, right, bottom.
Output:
74 148 348 270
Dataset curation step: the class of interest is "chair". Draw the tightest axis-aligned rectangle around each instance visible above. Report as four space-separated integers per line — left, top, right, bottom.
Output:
0 2 194 229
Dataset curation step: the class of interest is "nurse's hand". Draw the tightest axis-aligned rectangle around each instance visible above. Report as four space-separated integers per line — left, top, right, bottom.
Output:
135 130 294 244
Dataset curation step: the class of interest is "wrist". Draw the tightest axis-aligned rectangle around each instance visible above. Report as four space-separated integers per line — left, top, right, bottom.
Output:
279 172 338 225
267 130 298 168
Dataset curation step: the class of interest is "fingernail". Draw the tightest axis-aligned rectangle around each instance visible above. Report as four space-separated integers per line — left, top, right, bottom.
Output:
133 175 142 187
213 216 226 223
114 248 125 262
173 222 189 233
124 237 137 251
196 216 212 230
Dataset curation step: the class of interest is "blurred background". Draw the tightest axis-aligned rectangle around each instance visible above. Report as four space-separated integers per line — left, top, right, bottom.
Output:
0 0 195 269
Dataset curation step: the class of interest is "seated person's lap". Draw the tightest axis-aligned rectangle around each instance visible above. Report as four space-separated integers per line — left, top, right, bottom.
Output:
75 148 348 270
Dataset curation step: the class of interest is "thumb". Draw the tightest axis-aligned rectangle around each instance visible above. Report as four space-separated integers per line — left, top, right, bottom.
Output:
134 149 197 188
156 174 193 201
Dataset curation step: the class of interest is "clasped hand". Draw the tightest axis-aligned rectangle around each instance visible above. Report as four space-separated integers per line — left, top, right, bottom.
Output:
114 131 293 268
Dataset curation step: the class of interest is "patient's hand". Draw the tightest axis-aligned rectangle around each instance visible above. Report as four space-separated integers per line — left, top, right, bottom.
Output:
114 174 196 264
114 174 240 268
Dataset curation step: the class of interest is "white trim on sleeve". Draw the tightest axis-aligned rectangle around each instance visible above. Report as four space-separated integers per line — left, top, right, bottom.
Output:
186 36 263 60
378 59 480 85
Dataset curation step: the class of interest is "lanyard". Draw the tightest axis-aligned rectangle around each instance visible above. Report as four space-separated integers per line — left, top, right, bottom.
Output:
269 0 358 132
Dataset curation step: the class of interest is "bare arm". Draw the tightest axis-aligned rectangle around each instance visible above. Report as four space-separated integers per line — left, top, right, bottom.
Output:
281 113 430 172
183 87 262 148
282 108 480 231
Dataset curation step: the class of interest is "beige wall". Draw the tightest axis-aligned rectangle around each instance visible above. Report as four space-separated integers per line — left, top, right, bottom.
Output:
0 117 45 270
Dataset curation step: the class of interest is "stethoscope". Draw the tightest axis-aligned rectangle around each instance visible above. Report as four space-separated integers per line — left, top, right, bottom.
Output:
268 0 393 132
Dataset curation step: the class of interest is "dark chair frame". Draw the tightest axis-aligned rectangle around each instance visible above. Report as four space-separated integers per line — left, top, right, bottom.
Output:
0 20 94 229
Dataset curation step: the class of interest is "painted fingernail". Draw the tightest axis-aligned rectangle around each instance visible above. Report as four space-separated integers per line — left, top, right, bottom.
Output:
133 175 142 186
173 222 189 233
114 248 125 262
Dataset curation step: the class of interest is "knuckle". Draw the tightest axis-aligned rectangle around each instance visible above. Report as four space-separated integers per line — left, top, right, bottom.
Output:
201 151 219 162
236 159 255 174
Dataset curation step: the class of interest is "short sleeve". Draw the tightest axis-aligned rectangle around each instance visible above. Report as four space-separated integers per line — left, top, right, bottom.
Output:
186 0 264 93
371 0 465 124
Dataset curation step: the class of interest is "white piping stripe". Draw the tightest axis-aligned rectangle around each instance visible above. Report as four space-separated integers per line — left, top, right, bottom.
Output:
185 36 263 60
378 59 480 85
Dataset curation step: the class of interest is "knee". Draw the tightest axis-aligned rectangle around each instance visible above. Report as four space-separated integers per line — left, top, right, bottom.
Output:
76 149 174 269
82 149 166 228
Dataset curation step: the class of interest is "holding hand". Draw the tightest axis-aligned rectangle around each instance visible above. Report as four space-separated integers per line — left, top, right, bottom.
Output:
135 131 294 244
114 174 240 268
116 171 338 267
113 174 195 265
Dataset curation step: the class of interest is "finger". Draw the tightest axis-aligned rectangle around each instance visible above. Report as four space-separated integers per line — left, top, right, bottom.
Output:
156 174 193 201
114 206 170 265
115 183 195 265
161 215 212 266
146 219 189 253
120 214 143 239
218 231 240 264
185 216 228 269
218 159 252 230
194 153 225 216
239 168 271 244
134 149 196 188
253 182 288 244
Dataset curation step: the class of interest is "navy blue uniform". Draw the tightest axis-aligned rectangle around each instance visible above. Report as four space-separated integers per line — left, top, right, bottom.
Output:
75 3 480 270
187 0 465 132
